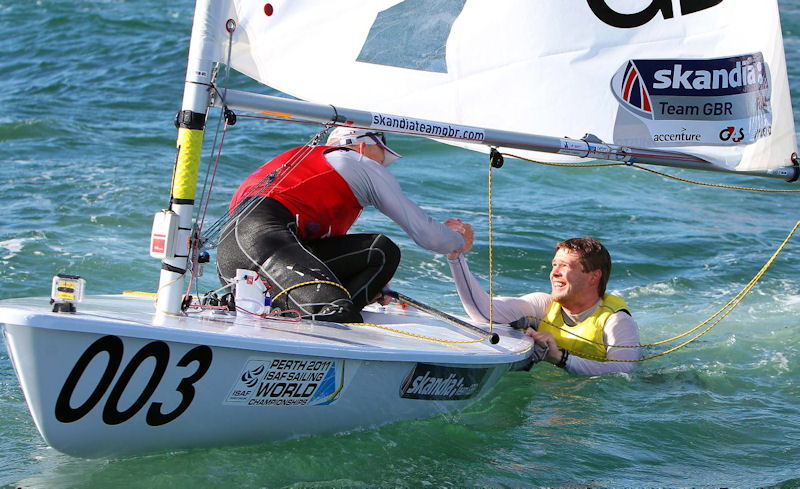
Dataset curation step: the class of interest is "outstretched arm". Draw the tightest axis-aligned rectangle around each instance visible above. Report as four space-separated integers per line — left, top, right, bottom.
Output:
447 253 549 325
329 151 464 254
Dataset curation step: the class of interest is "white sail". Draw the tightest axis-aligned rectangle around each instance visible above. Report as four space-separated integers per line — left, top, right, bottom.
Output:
203 0 796 173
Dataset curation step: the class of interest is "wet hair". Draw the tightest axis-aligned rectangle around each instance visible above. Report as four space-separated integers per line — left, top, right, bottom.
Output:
555 237 611 297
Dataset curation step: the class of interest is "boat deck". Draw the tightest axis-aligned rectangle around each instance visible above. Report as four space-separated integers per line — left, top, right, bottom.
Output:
0 294 532 365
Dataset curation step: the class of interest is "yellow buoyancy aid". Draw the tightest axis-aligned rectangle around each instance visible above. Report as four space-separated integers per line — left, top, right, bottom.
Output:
539 294 630 360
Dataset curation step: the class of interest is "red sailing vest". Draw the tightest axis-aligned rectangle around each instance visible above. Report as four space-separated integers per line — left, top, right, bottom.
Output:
229 146 363 240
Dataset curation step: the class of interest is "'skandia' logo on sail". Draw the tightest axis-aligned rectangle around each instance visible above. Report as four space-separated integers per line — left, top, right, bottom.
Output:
610 53 773 147
612 53 771 122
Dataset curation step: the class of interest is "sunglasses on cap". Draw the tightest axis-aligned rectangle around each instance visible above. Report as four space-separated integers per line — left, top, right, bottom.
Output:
356 131 400 157
357 131 388 145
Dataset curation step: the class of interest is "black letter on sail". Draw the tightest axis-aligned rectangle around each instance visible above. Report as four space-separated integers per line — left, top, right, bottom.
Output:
588 0 723 29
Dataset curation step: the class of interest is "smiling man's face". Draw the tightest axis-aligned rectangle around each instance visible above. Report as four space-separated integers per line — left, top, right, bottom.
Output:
549 248 601 314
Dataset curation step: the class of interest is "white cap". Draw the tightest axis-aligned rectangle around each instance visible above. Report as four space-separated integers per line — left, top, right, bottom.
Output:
327 127 401 166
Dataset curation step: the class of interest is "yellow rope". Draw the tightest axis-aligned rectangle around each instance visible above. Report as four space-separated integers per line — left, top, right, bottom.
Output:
502 151 800 193
338 153 797 354
270 279 351 302
630 164 800 192
484 151 799 361
488 160 495 333
346 322 485 344
273 282 487 344
517 220 800 362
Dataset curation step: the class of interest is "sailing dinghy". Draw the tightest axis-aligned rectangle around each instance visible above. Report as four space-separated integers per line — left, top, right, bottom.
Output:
2 0 798 458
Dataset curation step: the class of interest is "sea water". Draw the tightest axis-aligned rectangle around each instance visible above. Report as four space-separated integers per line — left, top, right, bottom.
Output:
1 1 800 487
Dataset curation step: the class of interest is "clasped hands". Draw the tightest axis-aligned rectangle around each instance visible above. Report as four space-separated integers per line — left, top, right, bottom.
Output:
444 218 474 260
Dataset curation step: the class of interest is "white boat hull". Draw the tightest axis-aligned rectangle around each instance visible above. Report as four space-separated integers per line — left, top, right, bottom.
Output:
1 294 532 458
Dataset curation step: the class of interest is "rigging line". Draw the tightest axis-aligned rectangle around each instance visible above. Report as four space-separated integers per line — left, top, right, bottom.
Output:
561 292 749 363
194 24 258 248
167 148 181 209
348 322 485 345
186 114 230 300
187 106 229 297
270 280 351 303
195 115 228 239
502 153 623 168
223 131 322 219
186 26 236 299
488 159 495 334
187 92 229 281
195 23 236 233
629 164 800 192
502 151 800 193
517 220 800 362
195 95 228 233
195 70 224 225
202 130 326 247
212 138 321 247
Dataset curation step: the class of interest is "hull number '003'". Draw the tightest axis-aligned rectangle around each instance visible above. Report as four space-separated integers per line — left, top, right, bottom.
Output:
54 335 213 426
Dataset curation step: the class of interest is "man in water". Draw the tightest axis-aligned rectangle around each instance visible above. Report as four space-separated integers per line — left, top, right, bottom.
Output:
446 221 640 375
217 127 468 322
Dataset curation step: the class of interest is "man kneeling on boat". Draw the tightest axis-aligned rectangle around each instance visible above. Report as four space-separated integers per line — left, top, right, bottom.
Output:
216 127 468 323
446 225 641 375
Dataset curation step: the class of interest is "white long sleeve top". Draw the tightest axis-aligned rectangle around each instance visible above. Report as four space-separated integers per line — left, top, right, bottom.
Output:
448 255 641 375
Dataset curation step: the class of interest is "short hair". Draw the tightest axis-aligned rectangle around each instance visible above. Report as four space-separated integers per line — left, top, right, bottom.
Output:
555 237 611 297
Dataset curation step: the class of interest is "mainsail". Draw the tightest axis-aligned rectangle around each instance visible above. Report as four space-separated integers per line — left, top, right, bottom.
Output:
195 0 798 175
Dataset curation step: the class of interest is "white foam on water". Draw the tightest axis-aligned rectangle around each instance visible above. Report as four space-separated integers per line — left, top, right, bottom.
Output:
0 238 27 260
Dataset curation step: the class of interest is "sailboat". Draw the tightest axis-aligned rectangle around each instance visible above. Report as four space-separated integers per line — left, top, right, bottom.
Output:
1 0 796 458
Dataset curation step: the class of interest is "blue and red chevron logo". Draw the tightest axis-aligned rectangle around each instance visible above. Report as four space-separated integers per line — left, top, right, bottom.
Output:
620 61 652 115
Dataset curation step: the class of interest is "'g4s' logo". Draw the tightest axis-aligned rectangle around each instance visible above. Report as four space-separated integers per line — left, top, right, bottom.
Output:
588 0 723 29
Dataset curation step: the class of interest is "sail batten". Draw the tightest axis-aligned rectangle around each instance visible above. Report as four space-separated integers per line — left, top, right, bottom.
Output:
207 0 798 178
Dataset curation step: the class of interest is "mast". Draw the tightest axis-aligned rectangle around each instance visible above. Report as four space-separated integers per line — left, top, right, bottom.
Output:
155 0 222 315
